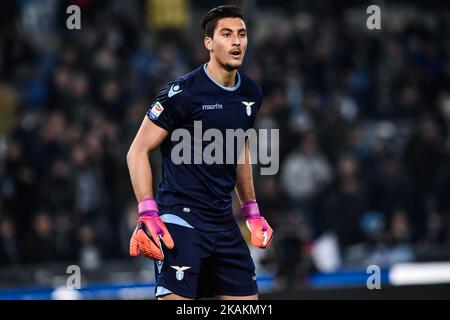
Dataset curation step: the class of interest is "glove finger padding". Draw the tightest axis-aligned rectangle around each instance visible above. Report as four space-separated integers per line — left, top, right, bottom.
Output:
246 217 273 249
129 225 141 256
129 219 166 260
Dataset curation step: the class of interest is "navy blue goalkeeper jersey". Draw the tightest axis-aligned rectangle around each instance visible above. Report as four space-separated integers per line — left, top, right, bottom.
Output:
146 64 263 232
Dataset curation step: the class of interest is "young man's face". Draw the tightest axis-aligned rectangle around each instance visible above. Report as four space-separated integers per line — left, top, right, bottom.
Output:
205 17 248 71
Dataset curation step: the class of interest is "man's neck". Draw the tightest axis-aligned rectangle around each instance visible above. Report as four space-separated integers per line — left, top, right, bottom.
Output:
206 60 238 88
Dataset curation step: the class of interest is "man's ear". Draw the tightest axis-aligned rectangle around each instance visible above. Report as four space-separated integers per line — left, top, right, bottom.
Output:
204 37 213 51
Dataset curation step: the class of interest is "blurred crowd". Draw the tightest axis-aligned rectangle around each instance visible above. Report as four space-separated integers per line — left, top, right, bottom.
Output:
0 0 450 287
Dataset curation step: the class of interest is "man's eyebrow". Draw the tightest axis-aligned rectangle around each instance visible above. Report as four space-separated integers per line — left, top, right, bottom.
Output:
218 28 247 33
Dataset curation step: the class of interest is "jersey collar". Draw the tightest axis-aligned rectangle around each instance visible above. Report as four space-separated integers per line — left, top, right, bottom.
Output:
203 63 241 92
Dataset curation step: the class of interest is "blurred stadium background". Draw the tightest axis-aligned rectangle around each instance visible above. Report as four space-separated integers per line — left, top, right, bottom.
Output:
0 0 450 299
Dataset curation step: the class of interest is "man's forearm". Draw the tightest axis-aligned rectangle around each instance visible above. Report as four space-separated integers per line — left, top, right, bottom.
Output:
235 144 273 249
235 140 256 204
127 149 155 203
235 162 255 203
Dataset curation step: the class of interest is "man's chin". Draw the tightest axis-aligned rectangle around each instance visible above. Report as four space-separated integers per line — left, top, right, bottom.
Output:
224 61 242 71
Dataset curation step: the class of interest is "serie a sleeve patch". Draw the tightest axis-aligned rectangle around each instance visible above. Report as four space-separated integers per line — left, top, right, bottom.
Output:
149 101 164 120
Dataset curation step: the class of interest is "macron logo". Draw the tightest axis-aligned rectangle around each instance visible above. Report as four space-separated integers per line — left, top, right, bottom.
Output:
202 103 223 110
168 84 182 98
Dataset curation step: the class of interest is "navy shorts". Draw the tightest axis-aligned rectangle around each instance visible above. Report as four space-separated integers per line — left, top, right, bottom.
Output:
154 214 258 299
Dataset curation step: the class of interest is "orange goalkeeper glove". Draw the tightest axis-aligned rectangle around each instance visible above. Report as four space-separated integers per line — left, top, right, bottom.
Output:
241 200 273 249
129 198 174 260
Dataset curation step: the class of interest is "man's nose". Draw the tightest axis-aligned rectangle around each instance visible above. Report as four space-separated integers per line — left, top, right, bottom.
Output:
231 34 241 46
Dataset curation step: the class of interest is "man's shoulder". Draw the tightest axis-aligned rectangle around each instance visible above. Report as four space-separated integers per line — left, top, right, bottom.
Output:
171 66 203 90
156 67 204 103
239 70 263 98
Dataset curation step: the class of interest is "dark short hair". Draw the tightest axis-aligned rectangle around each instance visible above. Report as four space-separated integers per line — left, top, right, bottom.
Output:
201 5 246 38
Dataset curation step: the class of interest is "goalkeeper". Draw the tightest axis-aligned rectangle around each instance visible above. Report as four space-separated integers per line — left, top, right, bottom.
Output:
126 5 273 300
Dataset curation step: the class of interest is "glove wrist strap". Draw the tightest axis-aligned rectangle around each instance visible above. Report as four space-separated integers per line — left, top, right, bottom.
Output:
138 198 158 215
241 199 261 219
